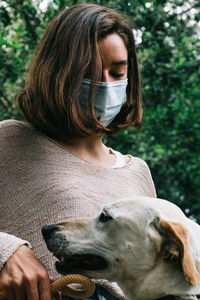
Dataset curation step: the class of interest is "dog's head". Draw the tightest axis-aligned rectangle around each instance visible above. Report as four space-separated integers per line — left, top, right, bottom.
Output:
42 197 200 299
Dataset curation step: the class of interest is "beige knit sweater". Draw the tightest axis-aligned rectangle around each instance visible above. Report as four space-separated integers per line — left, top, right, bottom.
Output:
0 119 156 299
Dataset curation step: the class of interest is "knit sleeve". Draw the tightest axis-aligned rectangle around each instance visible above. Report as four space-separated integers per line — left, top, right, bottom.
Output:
142 160 157 198
131 157 157 198
0 232 31 271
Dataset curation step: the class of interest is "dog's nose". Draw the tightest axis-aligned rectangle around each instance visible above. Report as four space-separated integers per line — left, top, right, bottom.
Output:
42 225 58 240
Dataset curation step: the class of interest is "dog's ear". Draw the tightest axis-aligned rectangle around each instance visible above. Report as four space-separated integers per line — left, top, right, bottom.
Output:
149 219 200 286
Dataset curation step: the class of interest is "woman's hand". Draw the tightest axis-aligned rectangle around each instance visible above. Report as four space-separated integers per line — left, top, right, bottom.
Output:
0 244 56 300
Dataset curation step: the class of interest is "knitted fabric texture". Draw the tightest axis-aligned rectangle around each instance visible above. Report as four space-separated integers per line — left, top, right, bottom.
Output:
0 120 156 299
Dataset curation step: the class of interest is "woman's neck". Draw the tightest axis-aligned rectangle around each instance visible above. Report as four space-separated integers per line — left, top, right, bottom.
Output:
54 135 116 168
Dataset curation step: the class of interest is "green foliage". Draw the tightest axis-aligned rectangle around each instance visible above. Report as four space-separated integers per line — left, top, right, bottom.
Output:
105 0 200 221
1 0 200 220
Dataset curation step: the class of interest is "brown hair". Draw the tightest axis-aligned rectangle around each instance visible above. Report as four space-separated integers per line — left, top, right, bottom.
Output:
16 3 142 141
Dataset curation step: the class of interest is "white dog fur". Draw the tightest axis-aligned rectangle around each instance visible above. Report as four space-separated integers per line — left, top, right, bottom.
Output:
42 197 200 300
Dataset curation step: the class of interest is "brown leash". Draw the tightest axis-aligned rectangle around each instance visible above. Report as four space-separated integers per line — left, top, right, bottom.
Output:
0 274 95 299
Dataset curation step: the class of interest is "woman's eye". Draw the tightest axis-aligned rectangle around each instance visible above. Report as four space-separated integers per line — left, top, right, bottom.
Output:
99 210 113 223
111 73 124 78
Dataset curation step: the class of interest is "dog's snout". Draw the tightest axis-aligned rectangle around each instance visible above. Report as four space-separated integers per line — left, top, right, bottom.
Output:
42 225 59 240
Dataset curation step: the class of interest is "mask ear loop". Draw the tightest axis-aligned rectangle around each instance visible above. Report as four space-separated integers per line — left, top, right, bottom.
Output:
81 79 101 127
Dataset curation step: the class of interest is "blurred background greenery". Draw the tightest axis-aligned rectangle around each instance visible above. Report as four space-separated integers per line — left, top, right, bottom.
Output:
0 0 200 220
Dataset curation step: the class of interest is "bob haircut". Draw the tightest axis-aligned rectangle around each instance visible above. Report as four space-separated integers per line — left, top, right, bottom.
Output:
16 3 142 141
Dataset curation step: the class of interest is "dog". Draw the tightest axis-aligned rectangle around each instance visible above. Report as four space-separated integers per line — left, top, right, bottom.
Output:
42 196 200 300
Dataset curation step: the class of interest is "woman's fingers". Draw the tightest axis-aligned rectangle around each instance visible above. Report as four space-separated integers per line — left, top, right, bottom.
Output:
38 273 51 300
0 244 51 300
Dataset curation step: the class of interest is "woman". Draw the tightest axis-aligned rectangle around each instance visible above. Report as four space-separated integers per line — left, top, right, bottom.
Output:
0 4 156 300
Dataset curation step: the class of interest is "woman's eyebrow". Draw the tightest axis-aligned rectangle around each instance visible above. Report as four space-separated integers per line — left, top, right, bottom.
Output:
111 60 128 66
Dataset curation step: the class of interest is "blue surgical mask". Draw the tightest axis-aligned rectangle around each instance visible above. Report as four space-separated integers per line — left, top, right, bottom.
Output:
79 79 128 126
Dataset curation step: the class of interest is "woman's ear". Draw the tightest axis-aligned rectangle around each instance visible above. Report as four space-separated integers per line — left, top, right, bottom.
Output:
148 218 200 286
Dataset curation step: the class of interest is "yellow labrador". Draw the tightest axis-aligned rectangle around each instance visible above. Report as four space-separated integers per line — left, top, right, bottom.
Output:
42 197 200 300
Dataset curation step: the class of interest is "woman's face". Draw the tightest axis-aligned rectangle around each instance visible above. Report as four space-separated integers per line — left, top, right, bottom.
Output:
98 33 128 82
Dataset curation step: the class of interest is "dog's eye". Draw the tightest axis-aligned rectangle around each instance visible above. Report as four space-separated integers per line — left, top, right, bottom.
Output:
99 210 113 223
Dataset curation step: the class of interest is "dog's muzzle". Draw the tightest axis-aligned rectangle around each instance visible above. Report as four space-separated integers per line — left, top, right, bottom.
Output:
42 224 108 275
